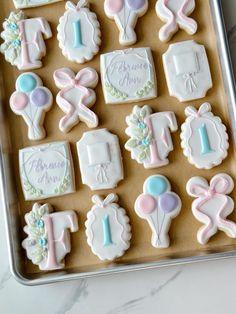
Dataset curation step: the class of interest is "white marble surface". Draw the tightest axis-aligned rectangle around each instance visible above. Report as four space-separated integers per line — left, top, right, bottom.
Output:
1 1 236 314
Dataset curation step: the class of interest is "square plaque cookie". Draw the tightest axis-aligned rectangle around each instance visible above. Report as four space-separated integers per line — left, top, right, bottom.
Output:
100 47 157 104
19 141 75 200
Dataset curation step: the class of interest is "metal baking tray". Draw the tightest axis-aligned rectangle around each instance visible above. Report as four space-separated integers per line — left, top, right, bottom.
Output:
1 0 236 286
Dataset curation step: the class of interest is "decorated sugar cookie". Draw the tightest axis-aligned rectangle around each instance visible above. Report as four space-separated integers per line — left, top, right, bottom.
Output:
57 0 101 64
13 0 63 9
156 0 197 42
135 175 181 248
22 203 78 270
53 67 99 133
187 174 236 245
100 48 157 104
0 11 52 70
125 105 178 168
104 0 148 46
77 129 124 190
163 40 212 102
10 73 53 141
85 194 131 261
180 103 229 169
19 141 75 200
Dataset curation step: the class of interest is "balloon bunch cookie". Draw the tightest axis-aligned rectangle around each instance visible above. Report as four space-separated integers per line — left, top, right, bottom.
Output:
135 175 181 248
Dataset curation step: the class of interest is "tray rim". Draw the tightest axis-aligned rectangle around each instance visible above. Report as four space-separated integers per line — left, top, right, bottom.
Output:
1 0 236 286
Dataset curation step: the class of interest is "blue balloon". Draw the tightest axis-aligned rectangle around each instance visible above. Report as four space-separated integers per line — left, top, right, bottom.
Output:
146 176 168 197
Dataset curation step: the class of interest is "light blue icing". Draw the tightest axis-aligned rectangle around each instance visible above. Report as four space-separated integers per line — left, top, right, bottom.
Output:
198 124 214 155
102 215 113 246
146 176 168 197
142 138 150 146
18 74 37 93
73 20 84 48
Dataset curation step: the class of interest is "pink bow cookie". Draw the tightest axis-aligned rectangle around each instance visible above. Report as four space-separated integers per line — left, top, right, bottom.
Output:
53 67 99 133
187 173 236 245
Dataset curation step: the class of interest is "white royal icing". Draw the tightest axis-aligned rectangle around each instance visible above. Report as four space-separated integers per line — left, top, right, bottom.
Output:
104 0 148 46
19 141 75 200
57 0 101 64
77 129 124 191
0 11 52 70
135 175 181 248
156 0 197 42
186 174 236 245
125 105 178 168
163 40 212 102
85 193 131 261
100 47 157 104
13 0 63 9
180 102 229 169
22 203 78 270
10 72 53 141
53 67 99 133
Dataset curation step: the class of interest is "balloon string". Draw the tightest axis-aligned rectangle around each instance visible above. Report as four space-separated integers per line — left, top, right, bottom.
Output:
159 213 166 240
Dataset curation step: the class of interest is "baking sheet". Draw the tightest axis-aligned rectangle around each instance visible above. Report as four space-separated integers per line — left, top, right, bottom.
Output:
1 0 236 284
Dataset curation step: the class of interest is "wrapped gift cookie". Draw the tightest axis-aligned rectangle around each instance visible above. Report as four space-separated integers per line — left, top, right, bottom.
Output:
125 105 178 168
77 129 124 190
180 103 229 169
156 0 197 42
22 203 78 270
104 0 148 46
53 67 99 133
100 48 157 104
135 175 181 248
13 0 63 9
187 174 236 245
10 72 53 141
19 141 75 200
85 194 131 261
163 40 212 102
57 0 101 64
0 11 52 70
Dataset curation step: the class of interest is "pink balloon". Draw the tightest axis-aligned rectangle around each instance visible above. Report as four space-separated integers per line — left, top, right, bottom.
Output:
10 92 28 110
136 194 157 214
126 0 146 11
105 0 124 14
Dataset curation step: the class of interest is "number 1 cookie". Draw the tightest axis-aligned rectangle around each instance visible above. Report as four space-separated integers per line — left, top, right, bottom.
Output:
156 0 197 42
57 0 101 64
104 0 148 46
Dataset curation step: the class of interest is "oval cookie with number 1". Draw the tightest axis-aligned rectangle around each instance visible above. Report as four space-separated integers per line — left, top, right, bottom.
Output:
57 0 101 64
180 102 229 169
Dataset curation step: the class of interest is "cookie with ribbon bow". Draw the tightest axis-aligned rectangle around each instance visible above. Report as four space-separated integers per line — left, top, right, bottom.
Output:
187 173 236 245
53 67 99 133
156 0 197 42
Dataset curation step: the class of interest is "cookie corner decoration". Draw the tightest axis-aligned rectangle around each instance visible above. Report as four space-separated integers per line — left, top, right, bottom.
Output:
53 67 99 133
19 141 75 200
10 72 53 141
100 47 157 104
135 175 181 248
0 11 52 70
85 193 131 261
156 0 197 42
104 0 148 46
180 102 229 169
57 0 101 64
13 0 63 9
186 173 236 245
22 203 78 270
77 129 124 191
163 40 212 102
125 105 178 168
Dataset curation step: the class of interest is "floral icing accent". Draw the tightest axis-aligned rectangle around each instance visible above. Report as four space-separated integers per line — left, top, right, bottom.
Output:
22 203 50 265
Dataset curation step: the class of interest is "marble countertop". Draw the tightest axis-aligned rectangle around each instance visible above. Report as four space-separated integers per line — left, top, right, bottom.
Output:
1 1 236 313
